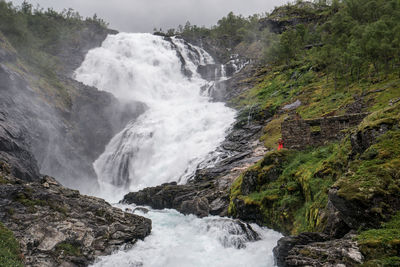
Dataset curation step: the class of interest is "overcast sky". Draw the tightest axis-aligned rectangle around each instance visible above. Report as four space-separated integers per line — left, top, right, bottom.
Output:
11 0 289 32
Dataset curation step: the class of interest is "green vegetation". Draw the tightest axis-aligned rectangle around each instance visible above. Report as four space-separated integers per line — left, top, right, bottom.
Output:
14 187 68 215
358 213 400 266
266 0 400 85
55 241 81 257
158 12 270 51
226 4 400 262
230 142 350 234
0 223 23 267
0 1 109 111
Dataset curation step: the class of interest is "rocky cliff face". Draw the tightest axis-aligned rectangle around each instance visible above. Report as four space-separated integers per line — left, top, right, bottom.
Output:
0 27 145 189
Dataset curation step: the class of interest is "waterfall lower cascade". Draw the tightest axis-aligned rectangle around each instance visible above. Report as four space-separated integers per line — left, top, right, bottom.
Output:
75 33 281 266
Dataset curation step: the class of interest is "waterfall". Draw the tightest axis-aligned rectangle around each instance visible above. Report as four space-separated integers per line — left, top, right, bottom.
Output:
74 33 235 201
74 33 282 267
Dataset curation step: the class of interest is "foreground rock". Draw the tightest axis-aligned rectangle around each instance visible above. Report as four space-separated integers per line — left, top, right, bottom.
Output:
274 232 363 266
0 163 151 267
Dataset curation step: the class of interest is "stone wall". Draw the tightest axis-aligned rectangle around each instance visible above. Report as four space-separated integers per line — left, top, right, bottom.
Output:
281 113 368 149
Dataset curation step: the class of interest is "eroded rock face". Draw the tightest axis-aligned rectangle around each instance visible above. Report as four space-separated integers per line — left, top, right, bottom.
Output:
0 165 151 267
0 59 144 187
274 232 363 267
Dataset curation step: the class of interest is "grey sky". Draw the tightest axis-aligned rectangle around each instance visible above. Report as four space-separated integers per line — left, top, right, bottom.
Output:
11 0 288 32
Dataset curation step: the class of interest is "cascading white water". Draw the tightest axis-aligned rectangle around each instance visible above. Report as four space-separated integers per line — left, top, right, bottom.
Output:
92 206 282 267
75 33 235 201
75 33 281 267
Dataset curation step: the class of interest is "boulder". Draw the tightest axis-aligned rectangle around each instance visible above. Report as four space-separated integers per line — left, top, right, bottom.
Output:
274 232 363 267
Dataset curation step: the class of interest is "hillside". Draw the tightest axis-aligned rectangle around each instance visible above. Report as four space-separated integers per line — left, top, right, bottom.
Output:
223 1 400 265
152 0 400 265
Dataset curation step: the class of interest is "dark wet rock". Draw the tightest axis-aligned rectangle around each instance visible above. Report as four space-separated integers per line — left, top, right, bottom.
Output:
0 164 151 267
321 201 351 239
350 123 392 157
212 63 259 103
132 207 149 214
197 64 220 81
181 196 210 218
0 66 41 181
328 187 385 231
274 232 329 266
232 198 263 224
122 182 215 217
209 218 260 249
274 232 363 267
240 169 259 195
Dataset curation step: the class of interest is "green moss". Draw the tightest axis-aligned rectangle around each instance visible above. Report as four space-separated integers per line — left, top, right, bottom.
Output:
358 213 400 265
15 192 46 209
55 242 81 257
336 130 400 203
359 102 400 130
0 175 7 184
14 189 68 215
229 143 347 234
228 175 243 215
0 222 23 267
260 114 288 149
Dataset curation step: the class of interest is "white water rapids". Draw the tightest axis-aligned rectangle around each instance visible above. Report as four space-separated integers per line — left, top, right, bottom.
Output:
74 33 281 267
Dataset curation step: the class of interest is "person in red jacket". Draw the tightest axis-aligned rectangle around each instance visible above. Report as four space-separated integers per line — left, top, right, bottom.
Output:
278 138 284 151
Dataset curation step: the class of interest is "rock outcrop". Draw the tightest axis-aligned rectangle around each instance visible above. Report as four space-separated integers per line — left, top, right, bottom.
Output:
274 232 363 267
0 162 151 267
259 2 328 34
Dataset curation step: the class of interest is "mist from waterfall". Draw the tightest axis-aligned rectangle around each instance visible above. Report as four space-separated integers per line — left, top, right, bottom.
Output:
74 33 235 202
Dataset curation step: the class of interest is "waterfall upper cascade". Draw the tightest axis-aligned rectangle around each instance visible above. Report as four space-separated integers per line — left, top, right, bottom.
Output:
75 33 235 201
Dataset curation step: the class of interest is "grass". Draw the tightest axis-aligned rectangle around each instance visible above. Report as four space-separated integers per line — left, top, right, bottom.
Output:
229 142 348 234
0 223 23 267
336 130 400 203
14 188 68 215
260 114 288 149
55 242 81 257
358 213 400 266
